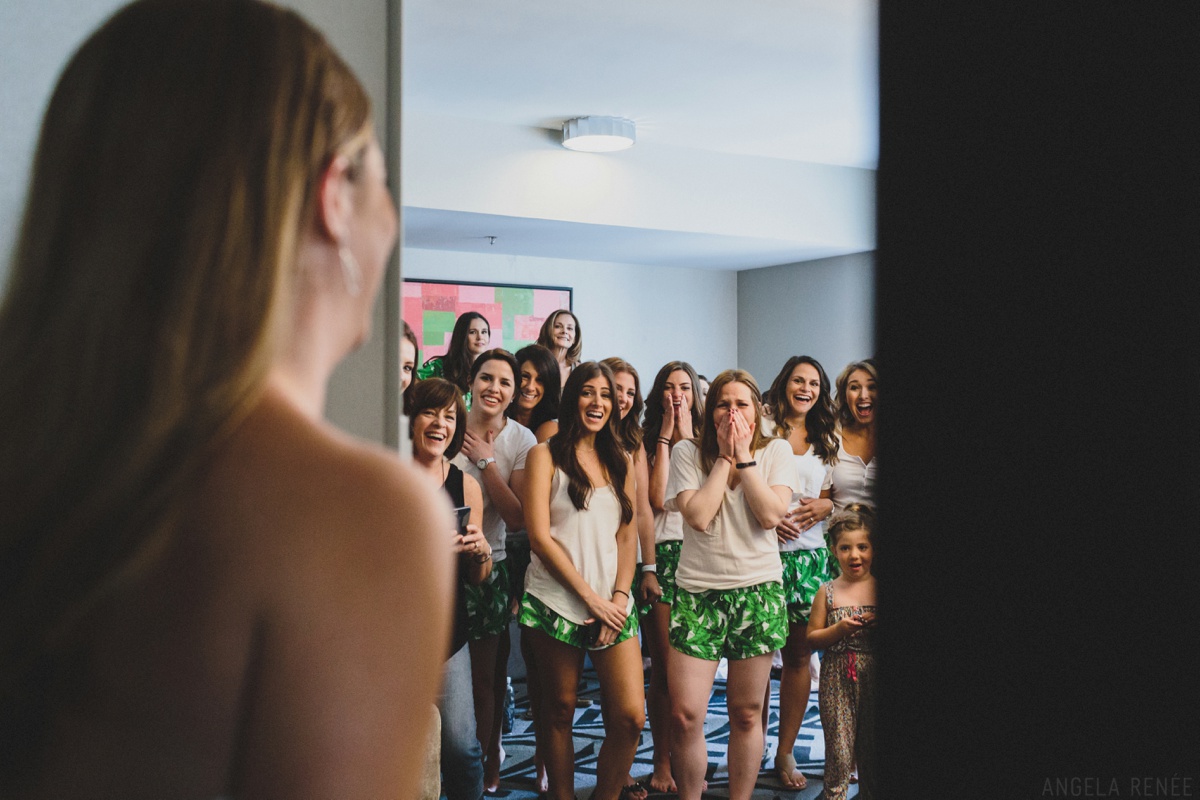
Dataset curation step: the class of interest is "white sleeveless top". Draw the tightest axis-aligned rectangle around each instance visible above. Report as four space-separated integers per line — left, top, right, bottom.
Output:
781 445 835 552
524 467 635 623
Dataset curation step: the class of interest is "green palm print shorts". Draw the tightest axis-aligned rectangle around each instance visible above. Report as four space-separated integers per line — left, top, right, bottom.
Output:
654 540 682 607
780 547 833 625
669 581 787 661
518 592 639 651
464 558 511 639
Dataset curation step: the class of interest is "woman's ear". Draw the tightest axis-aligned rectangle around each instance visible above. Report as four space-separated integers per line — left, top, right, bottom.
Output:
315 153 354 243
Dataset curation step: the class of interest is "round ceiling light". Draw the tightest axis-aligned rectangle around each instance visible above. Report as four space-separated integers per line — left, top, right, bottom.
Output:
561 116 636 152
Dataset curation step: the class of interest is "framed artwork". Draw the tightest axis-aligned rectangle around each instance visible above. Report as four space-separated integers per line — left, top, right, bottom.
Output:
402 279 573 360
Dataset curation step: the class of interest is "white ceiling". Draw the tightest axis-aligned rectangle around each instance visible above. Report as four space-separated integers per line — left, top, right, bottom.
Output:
401 0 878 271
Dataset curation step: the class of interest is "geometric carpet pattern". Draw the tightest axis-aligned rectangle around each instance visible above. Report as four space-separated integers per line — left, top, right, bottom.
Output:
490 661 858 799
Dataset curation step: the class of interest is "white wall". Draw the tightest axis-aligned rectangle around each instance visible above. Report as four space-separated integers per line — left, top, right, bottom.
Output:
402 248 739 387
737 251 875 391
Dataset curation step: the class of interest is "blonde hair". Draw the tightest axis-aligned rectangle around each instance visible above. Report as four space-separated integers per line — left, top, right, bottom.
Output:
697 369 774 474
0 0 371 764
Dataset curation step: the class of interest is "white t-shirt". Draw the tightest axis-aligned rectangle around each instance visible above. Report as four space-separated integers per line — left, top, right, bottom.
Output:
453 419 537 562
781 445 835 552
524 468 635 624
665 438 800 591
829 436 875 512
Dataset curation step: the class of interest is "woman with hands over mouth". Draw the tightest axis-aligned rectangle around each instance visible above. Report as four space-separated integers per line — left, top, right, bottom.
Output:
517 362 646 800
664 370 799 800
639 360 703 794
408 378 493 800
452 348 537 792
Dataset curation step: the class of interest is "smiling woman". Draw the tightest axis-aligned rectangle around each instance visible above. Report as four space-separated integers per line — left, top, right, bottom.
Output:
831 360 878 513
418 310 493 395
537 309 582 384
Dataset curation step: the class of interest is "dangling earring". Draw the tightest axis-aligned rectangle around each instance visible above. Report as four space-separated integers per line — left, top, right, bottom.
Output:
338 245 362 297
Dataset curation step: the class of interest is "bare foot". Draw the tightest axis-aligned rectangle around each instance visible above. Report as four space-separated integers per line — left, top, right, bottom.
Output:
534 756 549 793
774 752 808 790
483 743 504 792
649 769 677 794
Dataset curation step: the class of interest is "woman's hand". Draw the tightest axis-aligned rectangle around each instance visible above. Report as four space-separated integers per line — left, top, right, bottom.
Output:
776 508 803 542
454 523 489 558
795 496 833 531
460 428 496 463
639 571 663 604
728 408 754 462
659 394 676 440
674 399 694 440
584 592 629 637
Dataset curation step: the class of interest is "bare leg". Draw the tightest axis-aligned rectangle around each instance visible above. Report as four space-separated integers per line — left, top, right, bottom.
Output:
590 636 647 800
772 621 810 789
667 647 719 800
724 654 773 800
518 626 549 793
468 633 500 791
644 602 676 793
526 627 585 800
483 627 512 791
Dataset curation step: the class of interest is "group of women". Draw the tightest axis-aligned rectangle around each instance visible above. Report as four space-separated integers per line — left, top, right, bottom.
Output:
402 309 878 800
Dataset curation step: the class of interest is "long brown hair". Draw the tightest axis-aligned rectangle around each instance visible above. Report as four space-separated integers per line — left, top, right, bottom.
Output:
600 357 644 454
834 359 879 430
763 355 839 465
440 311 490 394
536 309 582 366
697 369 774 474
641 360 703 466
0 0 371 775
548 362 633 524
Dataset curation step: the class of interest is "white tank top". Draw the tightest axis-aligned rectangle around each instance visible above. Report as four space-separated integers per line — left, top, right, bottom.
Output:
524 467 634 623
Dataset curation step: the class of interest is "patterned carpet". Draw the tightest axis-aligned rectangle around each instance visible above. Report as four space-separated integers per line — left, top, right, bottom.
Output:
489 659 858 800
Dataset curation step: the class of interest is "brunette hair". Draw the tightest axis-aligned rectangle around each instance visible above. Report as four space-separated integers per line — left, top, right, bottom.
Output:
407 378 467 459
827 502 876 547
696 369 774 474
536 309 582 366
468 347 519 387
438 311 491 394
507 344 560 433
834 359 879 430
642 361 703 465
764 356 839 465
600 357 644 453
0 0 371 780
548 362 633 524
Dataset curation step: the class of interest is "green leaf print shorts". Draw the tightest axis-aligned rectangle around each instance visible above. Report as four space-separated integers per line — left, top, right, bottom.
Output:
780 547 833 626
518 592 639 651
464 558 511 639
669 581 788 661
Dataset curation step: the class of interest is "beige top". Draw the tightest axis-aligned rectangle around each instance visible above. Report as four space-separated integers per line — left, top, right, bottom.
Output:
665 438 799 591
524 467 635 623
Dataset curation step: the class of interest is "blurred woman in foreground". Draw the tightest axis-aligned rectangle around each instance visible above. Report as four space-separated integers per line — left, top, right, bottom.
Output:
0 1 451 796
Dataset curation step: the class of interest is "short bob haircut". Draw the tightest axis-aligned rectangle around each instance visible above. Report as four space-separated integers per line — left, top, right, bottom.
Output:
407 378 467 459
536 309 582 367
834 359 879 430
696 369 774 474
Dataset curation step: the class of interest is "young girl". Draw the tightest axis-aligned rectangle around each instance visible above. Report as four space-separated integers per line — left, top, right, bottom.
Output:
519 362 646 800
665 369 800 800
453 348 537 791
640 360 704 794
536 309 582 384
761 355 839 790
408 378 493 800
806 504 878 800
418 311 492 396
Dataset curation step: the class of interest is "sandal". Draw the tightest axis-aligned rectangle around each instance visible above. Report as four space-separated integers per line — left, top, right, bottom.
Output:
619 780 649 800
774 752 808 790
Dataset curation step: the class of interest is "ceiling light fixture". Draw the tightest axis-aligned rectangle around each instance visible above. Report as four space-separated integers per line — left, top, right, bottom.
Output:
561 116 636 152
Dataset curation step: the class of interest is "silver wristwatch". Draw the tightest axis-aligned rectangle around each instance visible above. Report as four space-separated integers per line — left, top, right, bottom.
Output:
476 456 496 470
